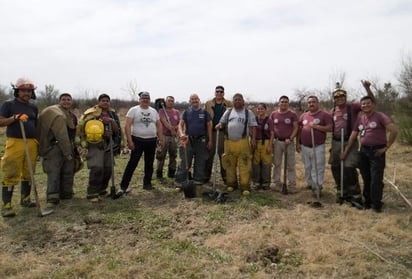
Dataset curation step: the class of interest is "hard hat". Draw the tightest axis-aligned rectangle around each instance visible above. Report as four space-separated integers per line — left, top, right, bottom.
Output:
333 88 347 98
14 77 36 90
12 77 37 99
85 119 104 143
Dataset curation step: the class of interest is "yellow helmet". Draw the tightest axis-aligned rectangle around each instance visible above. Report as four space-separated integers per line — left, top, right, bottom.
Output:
85 119 104 143
333 88 347 98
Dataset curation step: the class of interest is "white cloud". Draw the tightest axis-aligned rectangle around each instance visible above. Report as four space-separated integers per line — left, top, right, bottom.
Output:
0 0 411 103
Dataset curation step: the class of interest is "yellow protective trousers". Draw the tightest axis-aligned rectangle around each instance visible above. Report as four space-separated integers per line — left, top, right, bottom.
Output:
253 139 272 165
222 138 252 190
1 138 38 186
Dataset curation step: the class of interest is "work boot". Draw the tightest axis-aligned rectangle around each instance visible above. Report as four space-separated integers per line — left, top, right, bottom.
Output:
143 183 154 190
167 169 176 178
2 202 16 217
21 195 36 208
46 201 58 209
20 181 36 208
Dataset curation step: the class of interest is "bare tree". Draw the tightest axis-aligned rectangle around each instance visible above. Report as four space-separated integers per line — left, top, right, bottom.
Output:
37 84 59 110
0 84 13 103
398 54 412 101
122 79 140 101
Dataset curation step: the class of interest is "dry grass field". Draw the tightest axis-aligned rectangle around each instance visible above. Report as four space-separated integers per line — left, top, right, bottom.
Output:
0 124 411 278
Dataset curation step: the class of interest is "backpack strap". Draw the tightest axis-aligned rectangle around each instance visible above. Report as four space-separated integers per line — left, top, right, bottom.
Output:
258 116 269 144
225 108 249 138
242 109 249 138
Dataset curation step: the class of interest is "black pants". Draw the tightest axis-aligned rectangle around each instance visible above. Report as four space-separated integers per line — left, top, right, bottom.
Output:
359 146 386 209
120 136 157 189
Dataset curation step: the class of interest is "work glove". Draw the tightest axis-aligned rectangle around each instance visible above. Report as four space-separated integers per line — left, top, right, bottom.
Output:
14 113 29 122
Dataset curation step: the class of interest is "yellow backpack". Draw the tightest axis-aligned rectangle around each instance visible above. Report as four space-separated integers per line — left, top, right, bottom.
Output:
84 119 104 143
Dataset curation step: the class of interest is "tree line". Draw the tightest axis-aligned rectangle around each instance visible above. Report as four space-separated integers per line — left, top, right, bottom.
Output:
1 55 412 144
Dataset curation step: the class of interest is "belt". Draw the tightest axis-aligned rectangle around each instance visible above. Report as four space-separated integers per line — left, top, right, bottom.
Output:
189 135 206 140
276 138 287 141
302 143 323 148
333 137 349 141
361 144 386 150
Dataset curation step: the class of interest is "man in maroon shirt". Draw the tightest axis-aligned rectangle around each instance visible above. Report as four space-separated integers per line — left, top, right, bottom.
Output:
341 95 397 213
329 80 375 208
296 96 333 196
270 96 298 193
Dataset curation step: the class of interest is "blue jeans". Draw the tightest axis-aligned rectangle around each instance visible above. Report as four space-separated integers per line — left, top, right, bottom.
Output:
359 145 386 209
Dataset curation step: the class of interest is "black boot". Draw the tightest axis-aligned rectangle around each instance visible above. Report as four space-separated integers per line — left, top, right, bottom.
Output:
20 181 36 208
2 186 16 217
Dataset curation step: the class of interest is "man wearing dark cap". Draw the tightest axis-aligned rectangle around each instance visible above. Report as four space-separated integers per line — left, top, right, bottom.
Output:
329 80 375 208
75 93 121 202
204 85 232 184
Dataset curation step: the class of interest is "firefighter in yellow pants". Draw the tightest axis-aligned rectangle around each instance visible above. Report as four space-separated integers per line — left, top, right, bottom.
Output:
222 138 253 193
217 93 257 196
252 103 274 190
0 77 38 218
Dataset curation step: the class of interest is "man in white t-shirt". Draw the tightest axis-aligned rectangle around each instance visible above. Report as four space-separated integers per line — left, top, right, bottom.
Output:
117 91 163 194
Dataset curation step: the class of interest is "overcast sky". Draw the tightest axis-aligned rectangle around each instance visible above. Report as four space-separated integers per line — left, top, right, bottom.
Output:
1 0 411 103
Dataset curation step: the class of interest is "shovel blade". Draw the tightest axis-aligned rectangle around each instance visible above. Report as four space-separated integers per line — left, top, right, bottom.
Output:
39 208 54 217
182 180 196 198
281 183 288 195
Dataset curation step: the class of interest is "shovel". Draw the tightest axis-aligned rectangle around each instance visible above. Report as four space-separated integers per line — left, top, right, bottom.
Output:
109 124 117 199
310 127 322 208
182 140 196 198
339 128 344 205
202 130 228 202
281 146 288 195
19 120 53 217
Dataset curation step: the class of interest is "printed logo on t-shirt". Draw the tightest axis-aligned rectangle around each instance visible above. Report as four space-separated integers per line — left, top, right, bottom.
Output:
141 112 152 127
199 113 205 119
358 124 364 131
264 123 269 130
369 121 377 129
302 119 308 125
274 118 279 124
313 118 320 125
173 115 178 120
343 113 348 120
284 118 291 124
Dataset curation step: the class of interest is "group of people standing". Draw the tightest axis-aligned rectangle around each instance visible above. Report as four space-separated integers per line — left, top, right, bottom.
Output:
0 78 397 218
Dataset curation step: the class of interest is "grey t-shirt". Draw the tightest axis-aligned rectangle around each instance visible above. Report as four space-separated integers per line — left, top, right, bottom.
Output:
220 108 257 140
